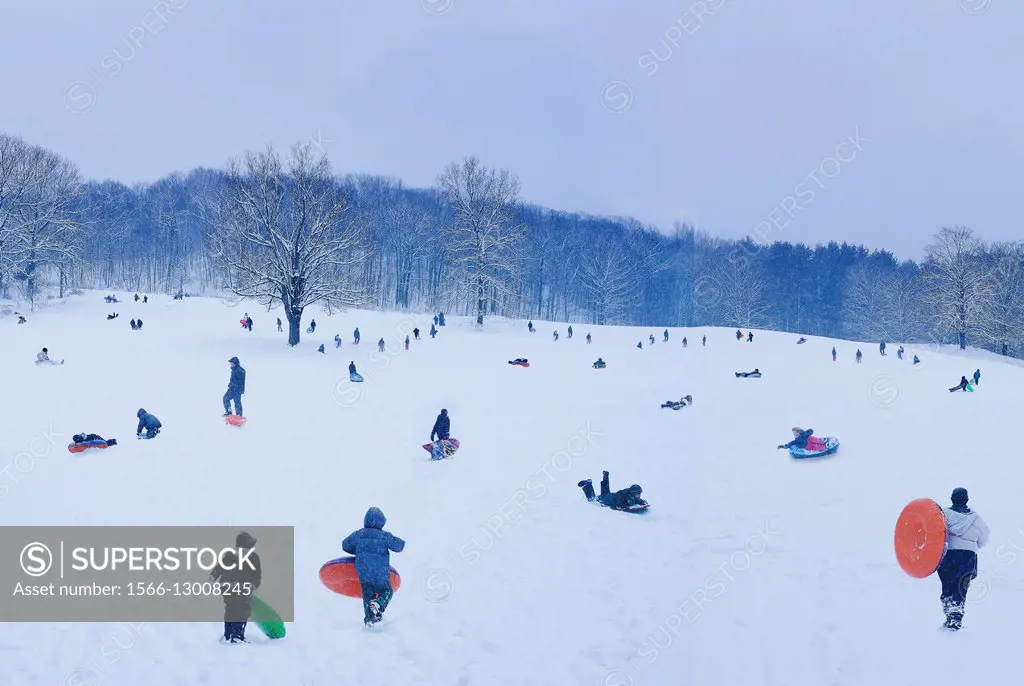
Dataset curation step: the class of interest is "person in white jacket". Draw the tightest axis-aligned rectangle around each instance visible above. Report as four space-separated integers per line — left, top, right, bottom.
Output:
938 487 989 630
34 348 62 365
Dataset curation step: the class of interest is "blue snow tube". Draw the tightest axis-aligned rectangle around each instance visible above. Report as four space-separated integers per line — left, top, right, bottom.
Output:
789 437 840 459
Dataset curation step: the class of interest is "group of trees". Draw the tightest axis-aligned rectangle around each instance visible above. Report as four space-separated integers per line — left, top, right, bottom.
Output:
1 132 1021 357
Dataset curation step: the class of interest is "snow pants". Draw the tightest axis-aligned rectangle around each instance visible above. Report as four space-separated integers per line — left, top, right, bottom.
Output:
361 581 393 623
937 549 977 622
223 390 243 416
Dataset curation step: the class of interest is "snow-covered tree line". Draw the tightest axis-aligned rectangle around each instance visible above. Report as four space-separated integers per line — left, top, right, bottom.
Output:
1 132 1022 356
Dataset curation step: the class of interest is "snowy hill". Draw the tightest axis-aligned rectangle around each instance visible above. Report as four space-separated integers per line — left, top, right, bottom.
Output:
2 293 1021 686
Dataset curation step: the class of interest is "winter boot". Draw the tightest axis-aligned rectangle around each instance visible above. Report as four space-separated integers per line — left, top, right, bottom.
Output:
578 479 596 501
600 471 611 498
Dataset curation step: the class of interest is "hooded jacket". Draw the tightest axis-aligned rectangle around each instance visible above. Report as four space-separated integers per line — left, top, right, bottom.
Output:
431 411 450 441
228 358 246 393
136 409 161 434
943 507 990 553
341 507 406 587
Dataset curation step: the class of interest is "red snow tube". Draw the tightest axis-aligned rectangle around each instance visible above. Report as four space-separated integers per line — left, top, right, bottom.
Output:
894 498 948 578
319 557 401 598
68 442 108 454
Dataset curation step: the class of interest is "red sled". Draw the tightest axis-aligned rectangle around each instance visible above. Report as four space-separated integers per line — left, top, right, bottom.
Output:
319 557 401 598
894 498 948 578
68 442 109 454
225 415 247 427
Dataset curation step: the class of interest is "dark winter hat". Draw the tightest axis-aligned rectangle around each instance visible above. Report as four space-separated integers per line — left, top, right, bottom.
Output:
440 409 448 416
42 347 48 353
228 356 240 364
236 531 257 548
951 488 969 505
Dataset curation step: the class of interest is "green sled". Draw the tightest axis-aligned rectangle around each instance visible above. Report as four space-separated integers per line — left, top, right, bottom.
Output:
966 384 974 392
251 596 286 639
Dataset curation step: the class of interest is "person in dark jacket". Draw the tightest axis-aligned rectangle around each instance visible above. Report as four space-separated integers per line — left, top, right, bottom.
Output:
342 507 406 625
106 313 118 320
224 357 246 416
433 314 439 326
430 409 450 442
307 319 317 333
527 321 534 333
136 409 161 439
897 345 904 360
354 327 360 344
592 357 606 369
318 344 326 354
661 395 693 410
913 355 920 365
508 358 529 366
377 338 385 352
649 334 655 345
832 346 837 362
567 325 573 339
636 341 643 350
577 471 648 512
72 433 117 446
349 361 358 376
747 331 754 343
210 531 262 643
130 318 137 330
949 376 970 392
277 317 282 332
735 369 761 378
429 324 437 338
880 341 886 356
735 329 742 341
702 335 706 347
553 330 559 341
663 329 669 342
245 315 253 331
334 334 342 348
973 369 980 386
143 295 148 304
438 312 445 326
413 328 420 341
682 337 688 348
586 333 592 344
936 488 989 630
856 349 863 363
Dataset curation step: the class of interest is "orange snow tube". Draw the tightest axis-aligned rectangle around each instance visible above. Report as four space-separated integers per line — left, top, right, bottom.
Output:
894 498 948 578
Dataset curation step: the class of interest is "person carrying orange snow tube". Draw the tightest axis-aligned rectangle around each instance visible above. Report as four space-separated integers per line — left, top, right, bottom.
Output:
778 427 825 452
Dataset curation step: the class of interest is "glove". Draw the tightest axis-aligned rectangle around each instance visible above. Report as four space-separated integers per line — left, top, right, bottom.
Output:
777 445 785 449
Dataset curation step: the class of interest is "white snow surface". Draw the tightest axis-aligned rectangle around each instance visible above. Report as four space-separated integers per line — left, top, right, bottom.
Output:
2 293 1022 686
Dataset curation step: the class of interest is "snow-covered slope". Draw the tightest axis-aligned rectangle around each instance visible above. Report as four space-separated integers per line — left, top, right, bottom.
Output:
2 294 1021 686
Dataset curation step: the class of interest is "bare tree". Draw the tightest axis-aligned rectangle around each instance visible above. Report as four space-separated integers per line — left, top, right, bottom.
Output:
212 143 364 345
922 226 993 350
0 135 34 298
579 244 638 324
981 242 1024 356
842 263 890 341
717 251 772 328
437 157 524 326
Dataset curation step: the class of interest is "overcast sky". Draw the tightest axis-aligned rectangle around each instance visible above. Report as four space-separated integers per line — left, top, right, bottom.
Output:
3 0 1021 259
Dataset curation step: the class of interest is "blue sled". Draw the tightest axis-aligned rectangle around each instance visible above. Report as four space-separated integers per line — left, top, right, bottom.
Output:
789 437 839 459
350 373 364 382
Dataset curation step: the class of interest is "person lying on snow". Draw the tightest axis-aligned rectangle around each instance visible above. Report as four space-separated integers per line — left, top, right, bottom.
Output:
736 369 761 378
661 395 693 410
778 427 826 452
342 507 405 626
107 313 118 320
949 376 970 392
136 409 162 439
577 471 648 512
73 433 117 446
508 358 528 366
797 337 807 344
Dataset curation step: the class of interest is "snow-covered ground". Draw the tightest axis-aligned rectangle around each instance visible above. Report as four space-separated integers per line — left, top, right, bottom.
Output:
2 293 1021 686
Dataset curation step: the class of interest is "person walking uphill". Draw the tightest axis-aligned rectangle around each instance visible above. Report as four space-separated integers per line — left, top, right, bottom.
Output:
937 488 989 630
210 531 262 643
342 507 405 626
223 357 246 416
973 369 981 386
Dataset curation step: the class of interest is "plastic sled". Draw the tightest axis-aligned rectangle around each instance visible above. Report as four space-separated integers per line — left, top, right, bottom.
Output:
251 596 286 639
68 440 109 454
422 438 460 460
225 415 247 427
894 498 948 578
350 373 364 382
592 364 607 369
789 437 839 459
509 361 530 368
319 557 401 598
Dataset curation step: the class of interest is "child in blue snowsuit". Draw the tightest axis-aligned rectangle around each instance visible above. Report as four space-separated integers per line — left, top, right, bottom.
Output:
342 507 406 625
136 409 162 439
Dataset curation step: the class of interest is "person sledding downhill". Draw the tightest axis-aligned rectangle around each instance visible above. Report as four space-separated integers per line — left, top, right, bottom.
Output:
342 507 406 626
577 471 649 513
508 358 529 367
592 357 606 369
223 357 246 416
661 395 692 410
72 433 117 447
949 376 970 393
429 409 452 460
937 488 989 631
136 409 162 439
777 427 826 453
